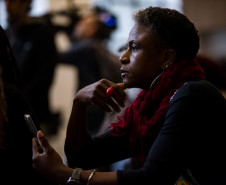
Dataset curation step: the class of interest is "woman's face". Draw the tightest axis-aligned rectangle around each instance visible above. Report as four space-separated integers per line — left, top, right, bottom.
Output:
119 23 166 89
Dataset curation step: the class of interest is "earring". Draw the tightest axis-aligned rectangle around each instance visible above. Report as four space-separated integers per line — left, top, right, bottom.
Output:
150 71 163 89
161 62 173 71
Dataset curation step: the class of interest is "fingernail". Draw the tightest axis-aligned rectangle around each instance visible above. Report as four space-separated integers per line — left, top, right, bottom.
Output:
38 130 44 137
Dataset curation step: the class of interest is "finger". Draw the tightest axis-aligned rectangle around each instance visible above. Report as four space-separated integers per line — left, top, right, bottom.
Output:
93 88 119 112
117 83 126 90
32 137 39 155
111 93 126 108
37 130 51 150
106 84 126 96
92 80 126 112
92 85 121 112
105 84 127 107
105 97 122 112
114 83 127 106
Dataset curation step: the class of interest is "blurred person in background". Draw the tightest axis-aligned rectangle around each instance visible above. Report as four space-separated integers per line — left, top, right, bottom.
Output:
58 6 122 137
0 25 57 185
3 0 61 136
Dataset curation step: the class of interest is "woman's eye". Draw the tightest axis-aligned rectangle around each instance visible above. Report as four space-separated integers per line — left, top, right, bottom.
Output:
131 44 138 51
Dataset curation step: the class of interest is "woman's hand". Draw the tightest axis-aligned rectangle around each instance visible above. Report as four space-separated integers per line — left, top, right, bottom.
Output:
32 131 71 184
75 79 127 113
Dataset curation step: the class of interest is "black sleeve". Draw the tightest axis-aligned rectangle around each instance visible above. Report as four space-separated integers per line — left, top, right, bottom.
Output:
66 131 132 169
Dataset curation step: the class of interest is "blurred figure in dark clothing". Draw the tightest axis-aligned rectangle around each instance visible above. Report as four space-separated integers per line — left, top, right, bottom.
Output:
0 25 57 185
58 7 121 136
3 0 61 135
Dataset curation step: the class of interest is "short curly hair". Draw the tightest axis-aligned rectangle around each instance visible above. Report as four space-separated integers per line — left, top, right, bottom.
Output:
133 6 199 61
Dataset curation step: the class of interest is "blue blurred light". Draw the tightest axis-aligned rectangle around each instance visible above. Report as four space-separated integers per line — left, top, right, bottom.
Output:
105 16 116 27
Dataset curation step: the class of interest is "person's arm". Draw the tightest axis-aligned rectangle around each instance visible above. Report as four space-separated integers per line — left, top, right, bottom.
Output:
33 130 118 185
32 79 127 184
65 131 132 169
64 79 127 159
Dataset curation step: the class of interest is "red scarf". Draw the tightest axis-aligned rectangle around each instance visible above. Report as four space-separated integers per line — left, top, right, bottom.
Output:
110 59 206 165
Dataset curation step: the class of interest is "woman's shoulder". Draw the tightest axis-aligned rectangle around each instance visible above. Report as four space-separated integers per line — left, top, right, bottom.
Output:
170 79 226 104
167 80 226 127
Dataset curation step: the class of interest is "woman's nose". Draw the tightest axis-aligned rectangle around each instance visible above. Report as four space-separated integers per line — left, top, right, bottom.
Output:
119 50 130 64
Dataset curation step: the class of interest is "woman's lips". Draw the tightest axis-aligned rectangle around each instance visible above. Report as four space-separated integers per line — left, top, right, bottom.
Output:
120 69 128 78
121 72 127 78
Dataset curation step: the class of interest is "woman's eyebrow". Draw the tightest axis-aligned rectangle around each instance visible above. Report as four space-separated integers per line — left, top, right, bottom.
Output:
127 40 136 46
118 40 136 52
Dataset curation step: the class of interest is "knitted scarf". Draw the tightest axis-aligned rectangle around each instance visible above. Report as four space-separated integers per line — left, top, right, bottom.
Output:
110 59 206 165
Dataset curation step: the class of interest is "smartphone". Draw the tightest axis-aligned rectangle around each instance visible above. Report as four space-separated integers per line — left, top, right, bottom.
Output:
24 114 38 138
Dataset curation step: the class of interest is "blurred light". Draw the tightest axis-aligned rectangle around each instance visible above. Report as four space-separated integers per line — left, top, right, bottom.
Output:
98 12 116 28
105 16 116 27
0 1 7 28
30 0 49 16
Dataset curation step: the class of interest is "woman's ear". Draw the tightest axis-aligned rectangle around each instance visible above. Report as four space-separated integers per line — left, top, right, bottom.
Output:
161 49 176 70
